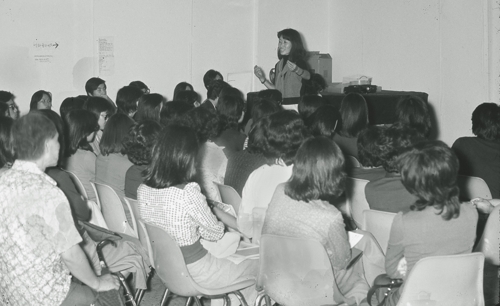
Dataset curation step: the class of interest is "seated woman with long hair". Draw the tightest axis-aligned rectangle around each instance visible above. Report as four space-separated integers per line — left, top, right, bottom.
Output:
214 87 246 152
379 141 478 305
138 125 258 304
263 137 372 304
334 93 369 160
0 116 14 176
63 109 100 202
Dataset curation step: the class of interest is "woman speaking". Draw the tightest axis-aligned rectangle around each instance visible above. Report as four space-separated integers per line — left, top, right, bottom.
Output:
254 28 310 98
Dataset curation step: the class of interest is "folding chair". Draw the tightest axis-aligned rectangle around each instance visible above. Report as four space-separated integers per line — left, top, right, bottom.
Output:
214 182 242 214
125 197 154 268
397 253 485 306
474 205 500 266
345 155 361 168
345 178 370 229
145 223 255 306
91 182 137 238
457 175 492 201
361 210 397 254
255 234 353 306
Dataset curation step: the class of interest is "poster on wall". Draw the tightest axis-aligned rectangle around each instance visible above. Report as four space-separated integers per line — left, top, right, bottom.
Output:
32 40 59 63
99 36 115 76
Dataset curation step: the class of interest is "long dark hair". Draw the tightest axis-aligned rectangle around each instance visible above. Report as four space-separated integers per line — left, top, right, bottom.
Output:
0 116 14 168
398 140 460 220
277 28 307 64
64 109 99 155
99 113 135 155
285 137 345 202
143 125 199 189
339 93 369 138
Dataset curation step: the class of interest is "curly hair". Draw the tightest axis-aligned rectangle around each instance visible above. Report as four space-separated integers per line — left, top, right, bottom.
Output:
298 94 324 122
261 110 309 165
285 137 346 202
123 120 161 165
186 106 219 144
216 87 245 134
398 140 460 220
471 103 500 141
357 126 387 167
379 126 423 173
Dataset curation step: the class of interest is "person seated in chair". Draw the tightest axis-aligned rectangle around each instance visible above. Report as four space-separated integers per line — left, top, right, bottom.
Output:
347 126 387 181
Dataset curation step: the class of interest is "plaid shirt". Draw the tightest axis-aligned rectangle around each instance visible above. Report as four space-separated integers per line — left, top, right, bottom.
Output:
0 161 82 305
138 182 224 247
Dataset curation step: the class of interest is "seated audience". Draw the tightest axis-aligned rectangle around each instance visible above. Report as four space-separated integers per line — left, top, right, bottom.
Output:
62 109 99 202
95 113 135 219
123 120 161 200
173 81 194 100
85 77 114 104
203 69 223 90
300 73 327 96
160 100 193 126
393 95 431 139
0 112 120 305
138 125 257 304
307 104 341 138
452 103 500 198
298 94 324 122
238 110 309 237
175 90 200 108
347 126 387 181
263 137 371 304
29 90 52 110
83 96 116 155
116 85 144 118
201 79 230 111
379 141 478 306
0 90 20 119
334 93 369 159
243 97 281 138
225 118 269 196
135 93 164 122
60 96 86 119
129 80 150 94
0 116 14 176
257 89 282 105
214 87 246 152
365 126 422 213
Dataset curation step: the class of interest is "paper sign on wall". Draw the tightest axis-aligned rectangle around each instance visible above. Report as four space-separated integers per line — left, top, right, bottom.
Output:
99 36 114 76
33 40 59 63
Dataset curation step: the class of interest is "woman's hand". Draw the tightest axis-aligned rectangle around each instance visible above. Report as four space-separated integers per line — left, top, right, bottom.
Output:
471 198 495 214
287 60 298 72
254 65 266 83
397 257 407 277
96 274 121 292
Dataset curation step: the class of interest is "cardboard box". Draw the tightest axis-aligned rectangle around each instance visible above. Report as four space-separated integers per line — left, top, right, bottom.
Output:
307 52 332 84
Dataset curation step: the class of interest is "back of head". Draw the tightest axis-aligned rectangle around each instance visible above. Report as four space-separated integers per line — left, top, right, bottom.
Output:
99 113 135 155
135 93 164 122
216 87 245 133
123 120 161 166
85 77 105 95
357 125 387 167
300 73 327 96
0 116 15 167
186 106 219 143
37 109 65 165
308 105 341 138
258 89 282 105
160 101 193 127
285 137 345 202
339 93 369 138
0 102 9 117
116 85 144 116
203 69 223 89
12 112 57 161
83 96 115 118
207 80 230 100
398 140 460 220
60 96 86 119
471 102 500 141
298 94 325 123
64 109 99 156
173 82 194 100
262 110 309 165
379 125 423 173
395 95 431 138
0 90 14 104
175 90 199 107
251 98 281 127
144 125 198 189
129 80 149 94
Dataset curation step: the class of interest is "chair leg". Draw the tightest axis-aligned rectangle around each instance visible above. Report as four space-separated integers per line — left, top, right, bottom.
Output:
186 296 193 306
264 295 272 306
233 291 248 306
193 297 203 306
254 292 265 306
160 288 170 306
118 272 137 306
223 295 232 306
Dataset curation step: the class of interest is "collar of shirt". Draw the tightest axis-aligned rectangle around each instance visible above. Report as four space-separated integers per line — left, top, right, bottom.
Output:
11 160 57 186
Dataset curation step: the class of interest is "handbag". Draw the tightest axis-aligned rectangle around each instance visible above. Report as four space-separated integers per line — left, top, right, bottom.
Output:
367 274 403 306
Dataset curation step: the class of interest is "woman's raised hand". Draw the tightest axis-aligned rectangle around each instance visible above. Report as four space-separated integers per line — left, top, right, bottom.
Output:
286 61 298 72
254 65 266 82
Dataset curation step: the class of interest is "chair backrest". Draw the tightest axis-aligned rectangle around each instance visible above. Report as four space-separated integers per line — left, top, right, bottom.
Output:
457 175 492 200
124 197 152 260
64 169 89 201
137 219 155 268
214 182 242 214
398 253 485 306
361 210 397 254
91 181 137 238
474 205 500 266
258 234 347 306
144 223 203 297
345 155 361 168
345 178 370 229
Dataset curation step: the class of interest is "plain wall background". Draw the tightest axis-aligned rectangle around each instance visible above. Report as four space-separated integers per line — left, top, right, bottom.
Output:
1 0 499 145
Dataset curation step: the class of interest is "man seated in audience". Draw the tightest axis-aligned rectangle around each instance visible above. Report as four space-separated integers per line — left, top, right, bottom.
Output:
85 77 114 104
0 112 120 305
200 79 230 111
203 69 223 90
364 125 423 213
347 125 387 181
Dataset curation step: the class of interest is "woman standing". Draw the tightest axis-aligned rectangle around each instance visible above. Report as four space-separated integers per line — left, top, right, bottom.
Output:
254 28 310 98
